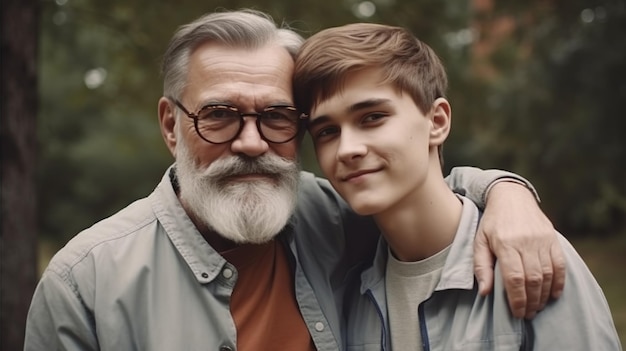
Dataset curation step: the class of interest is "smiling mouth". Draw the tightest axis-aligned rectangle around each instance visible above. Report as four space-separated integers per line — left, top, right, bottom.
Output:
341 168 381 182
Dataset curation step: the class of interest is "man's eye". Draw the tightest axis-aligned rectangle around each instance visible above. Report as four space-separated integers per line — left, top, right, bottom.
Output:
204 108 237 120
314 126 339 139
264 111 290 121
362 112 387 123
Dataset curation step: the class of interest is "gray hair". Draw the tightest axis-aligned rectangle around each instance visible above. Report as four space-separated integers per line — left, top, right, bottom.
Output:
161 9 304 99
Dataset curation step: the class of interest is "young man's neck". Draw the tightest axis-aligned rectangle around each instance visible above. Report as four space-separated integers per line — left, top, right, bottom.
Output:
375 176 463 262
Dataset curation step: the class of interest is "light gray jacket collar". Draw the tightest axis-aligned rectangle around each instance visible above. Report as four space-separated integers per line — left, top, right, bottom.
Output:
359 196 480 294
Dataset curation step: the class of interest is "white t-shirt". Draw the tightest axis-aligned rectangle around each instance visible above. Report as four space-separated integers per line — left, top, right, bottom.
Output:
385 245 451 350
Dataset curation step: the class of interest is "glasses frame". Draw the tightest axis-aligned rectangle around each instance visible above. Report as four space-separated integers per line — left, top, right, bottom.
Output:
169 98 308 144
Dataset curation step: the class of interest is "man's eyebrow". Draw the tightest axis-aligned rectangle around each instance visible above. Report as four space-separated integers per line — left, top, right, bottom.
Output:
307 115 331 130
309 98 392 130
197 98 295 110
347 98 392 113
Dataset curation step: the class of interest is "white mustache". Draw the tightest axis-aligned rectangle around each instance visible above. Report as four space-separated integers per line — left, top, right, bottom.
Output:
203 155 297 181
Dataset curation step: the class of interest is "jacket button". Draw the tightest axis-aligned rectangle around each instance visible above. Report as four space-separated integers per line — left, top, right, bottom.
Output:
314 322 325 331
222 268 233 279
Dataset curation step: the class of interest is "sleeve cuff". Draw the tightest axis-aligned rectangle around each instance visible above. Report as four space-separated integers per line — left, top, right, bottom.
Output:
485 177 541 204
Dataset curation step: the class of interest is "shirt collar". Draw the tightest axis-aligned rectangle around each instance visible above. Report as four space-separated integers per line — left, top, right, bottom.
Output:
150 165 227 284
152 165 298 284
359 196 480 293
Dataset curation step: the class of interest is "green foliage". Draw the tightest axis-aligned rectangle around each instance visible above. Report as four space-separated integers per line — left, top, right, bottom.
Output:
39 0 626 244
449 0 626 235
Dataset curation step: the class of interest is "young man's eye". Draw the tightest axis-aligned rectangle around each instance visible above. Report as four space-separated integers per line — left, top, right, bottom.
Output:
312 126 339 140
362 112 387 123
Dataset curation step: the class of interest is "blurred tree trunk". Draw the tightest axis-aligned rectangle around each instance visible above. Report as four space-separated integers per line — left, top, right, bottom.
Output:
1 0 39 349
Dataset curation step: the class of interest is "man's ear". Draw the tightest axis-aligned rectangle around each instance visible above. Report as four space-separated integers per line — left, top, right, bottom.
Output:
429 97 452 147
158 97 177 157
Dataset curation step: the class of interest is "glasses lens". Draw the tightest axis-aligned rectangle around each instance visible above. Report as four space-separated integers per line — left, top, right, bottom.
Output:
259 107 301 143
196 106 241 143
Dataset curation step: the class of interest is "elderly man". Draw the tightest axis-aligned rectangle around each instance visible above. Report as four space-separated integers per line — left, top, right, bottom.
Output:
25 10 564 351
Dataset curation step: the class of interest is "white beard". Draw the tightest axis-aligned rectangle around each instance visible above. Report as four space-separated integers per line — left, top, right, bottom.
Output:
174 137 300 244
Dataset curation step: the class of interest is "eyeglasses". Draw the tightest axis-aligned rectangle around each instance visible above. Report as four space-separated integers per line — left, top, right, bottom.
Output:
170 98 308 144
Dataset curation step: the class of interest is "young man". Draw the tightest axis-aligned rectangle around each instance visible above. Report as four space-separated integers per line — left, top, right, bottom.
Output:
26 11 564 351
294 23 621 350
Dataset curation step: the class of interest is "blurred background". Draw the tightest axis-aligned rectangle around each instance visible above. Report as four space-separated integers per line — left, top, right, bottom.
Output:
2 0 625 348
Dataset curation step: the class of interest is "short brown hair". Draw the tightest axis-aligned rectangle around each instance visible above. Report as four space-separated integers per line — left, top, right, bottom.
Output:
293 23 448 115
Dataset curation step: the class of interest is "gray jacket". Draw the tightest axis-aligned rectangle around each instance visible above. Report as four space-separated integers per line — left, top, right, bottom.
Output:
344 197 622 351
25 167 530 351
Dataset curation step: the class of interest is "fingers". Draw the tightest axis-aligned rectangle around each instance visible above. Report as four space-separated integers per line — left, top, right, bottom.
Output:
537 244 554 311
499 251 527 319
473 179 566 319
521 250 543 319
511 238 563 319
473 229 495 296
550 240 566 299
524 233 566 318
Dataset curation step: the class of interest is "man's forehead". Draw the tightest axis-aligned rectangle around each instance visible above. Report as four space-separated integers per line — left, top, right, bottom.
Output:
184 42 295 107
188 41 292 70
190 41 293 63
311 69 394 112
307 67 389 111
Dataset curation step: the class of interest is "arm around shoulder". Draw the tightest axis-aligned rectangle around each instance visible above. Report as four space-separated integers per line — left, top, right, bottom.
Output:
25 270 98 351
445 166 539 208
447 167 565 318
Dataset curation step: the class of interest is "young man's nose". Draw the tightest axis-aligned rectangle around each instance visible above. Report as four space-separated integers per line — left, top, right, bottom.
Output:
336 131 367 163
230 117 269 157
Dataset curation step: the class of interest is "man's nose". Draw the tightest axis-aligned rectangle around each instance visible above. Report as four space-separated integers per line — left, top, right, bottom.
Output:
230 117 269 157
336 130 367 163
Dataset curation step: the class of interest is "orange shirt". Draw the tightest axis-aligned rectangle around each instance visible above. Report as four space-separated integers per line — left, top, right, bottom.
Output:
221 240 316 351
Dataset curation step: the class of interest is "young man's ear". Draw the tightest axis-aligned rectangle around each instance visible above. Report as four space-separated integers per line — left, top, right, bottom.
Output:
158 97 178 157
429 97 452 147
